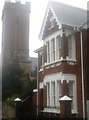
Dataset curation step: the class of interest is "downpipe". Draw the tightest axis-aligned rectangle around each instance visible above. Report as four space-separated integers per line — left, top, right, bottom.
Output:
80 31 85 118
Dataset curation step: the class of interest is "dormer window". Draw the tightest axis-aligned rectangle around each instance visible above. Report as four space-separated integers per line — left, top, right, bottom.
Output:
49 16 55 30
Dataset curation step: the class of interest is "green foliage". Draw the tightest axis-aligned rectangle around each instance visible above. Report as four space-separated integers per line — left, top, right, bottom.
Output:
2 60 37 102
2 62 23 101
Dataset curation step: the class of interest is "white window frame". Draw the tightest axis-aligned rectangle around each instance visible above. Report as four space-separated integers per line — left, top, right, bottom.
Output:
51 82 56 107
68 35 76 60
56 35 61 60
43 73 77 113
57 81 62 108
51 38 55 62
47 82 50 107
69 80 77 113
47 41 50 63
39 51 44 66
44 32 76 67
46 35 62 64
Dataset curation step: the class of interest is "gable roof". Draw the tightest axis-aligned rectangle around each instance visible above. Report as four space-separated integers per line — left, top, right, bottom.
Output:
39 2 87 40
51 2 87 27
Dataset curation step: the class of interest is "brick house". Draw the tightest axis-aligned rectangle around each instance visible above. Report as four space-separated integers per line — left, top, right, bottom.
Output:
35 2 89 118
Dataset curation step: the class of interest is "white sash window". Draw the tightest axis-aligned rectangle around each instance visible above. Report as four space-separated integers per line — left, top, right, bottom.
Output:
47 83 50 107
51 38 55 62
47 41 50 63
68 35 76 60
51 82 56 107
56 35 61 60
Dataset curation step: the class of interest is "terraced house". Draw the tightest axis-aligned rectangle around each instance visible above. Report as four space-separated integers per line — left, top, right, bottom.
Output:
35 2 89 119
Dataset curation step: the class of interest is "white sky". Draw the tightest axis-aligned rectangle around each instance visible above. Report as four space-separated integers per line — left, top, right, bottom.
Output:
0 0 88 57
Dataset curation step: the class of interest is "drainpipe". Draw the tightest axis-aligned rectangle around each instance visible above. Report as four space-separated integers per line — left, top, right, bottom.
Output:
80 31 85 118
37 54 39 116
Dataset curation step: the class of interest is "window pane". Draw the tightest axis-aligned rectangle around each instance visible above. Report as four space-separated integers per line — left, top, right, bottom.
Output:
51 38 55 62
51 38 55 50
68 37 72 59
47 41 50 63
56 36 61 59
57 81 62 108
51 82 55 107
47 83 50 106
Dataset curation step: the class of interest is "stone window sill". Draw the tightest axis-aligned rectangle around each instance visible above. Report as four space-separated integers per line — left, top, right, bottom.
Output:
39 58 77 72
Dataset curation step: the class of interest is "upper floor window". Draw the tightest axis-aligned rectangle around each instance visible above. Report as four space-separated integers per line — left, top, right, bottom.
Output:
40 51 44 66
68 35 76 60
45 34 76 65
56 35 61 60
47 41 50 63
51 38 55 62
68 37 72 59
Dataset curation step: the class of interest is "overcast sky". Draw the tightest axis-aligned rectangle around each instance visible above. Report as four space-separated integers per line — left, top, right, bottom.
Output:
0 0 88 57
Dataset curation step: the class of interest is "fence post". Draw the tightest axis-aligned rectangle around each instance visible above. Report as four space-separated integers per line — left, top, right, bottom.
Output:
59 95 72 118
14 97 22 119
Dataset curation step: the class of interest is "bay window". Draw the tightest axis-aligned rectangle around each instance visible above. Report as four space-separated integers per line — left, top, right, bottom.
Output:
45 73 77 113
46 80 76 112
46 34 76 65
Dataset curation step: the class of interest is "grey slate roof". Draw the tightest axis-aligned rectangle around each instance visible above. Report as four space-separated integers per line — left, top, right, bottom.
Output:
51 2 87 27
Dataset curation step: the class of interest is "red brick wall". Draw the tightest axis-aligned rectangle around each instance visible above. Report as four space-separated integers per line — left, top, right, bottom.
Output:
39 89 43 110
75 32 83 117
62 80 69 96
37 30 88 118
